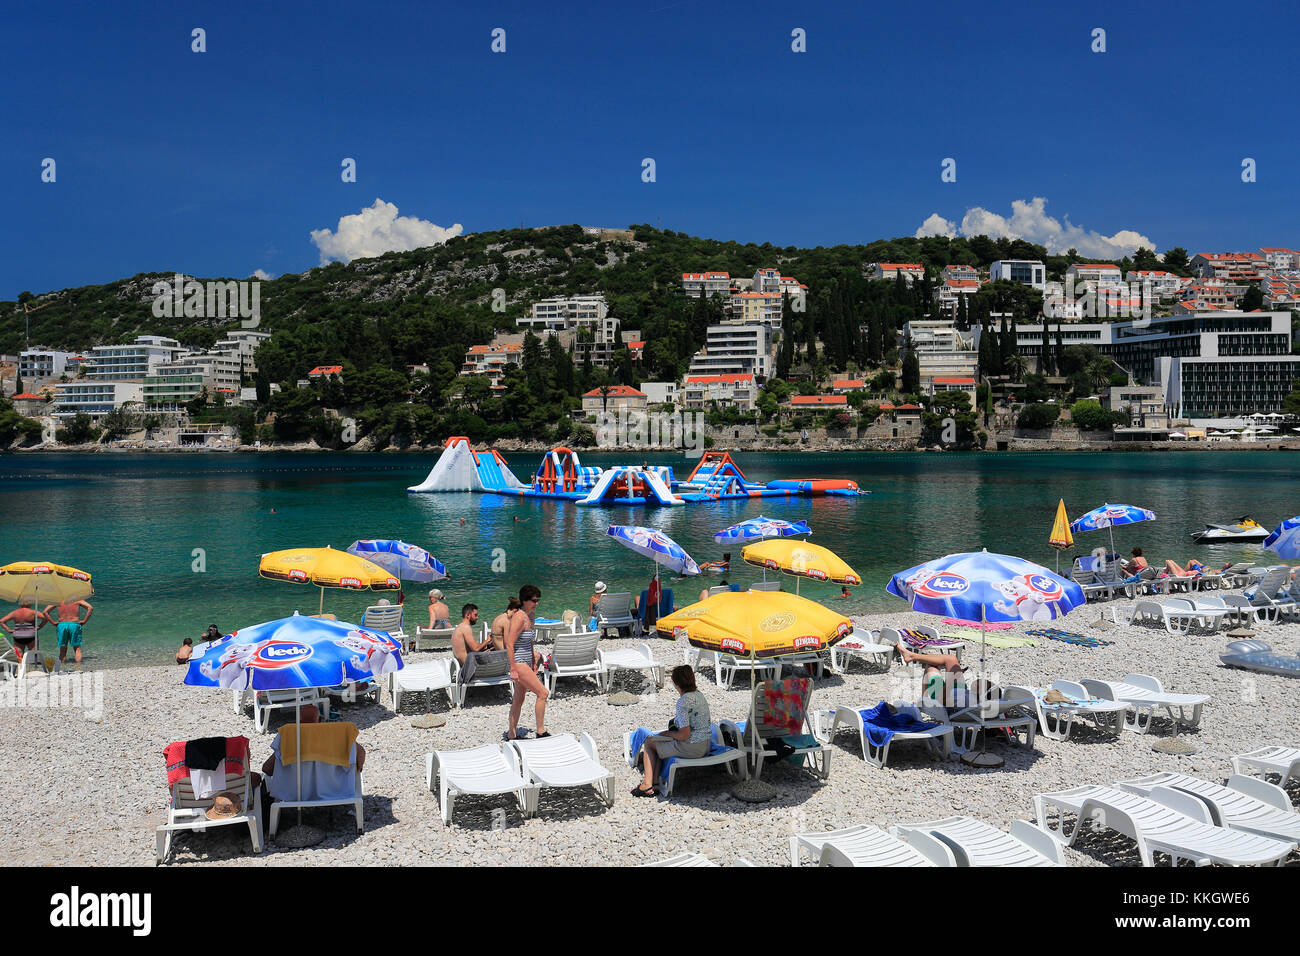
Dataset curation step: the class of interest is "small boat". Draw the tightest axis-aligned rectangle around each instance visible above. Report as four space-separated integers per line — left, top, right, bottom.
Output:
1191 516 1270 543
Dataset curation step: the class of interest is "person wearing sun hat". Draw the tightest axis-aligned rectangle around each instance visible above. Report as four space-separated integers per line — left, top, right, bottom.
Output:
588 581 607 631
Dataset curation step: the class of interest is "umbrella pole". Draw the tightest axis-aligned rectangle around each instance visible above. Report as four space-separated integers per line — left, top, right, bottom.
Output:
960 604 1003 768
319 587 325 615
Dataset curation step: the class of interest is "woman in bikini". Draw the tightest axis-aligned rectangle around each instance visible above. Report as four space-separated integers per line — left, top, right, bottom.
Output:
488 597 520 651
505 584 549 741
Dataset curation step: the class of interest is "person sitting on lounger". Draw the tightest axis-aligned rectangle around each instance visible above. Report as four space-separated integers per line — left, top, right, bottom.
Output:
632 665 710 797
451 604 491 666
489 597 520 652
260 704 365 792
894 638 969 707
588 581 607 619
1122 547 1149 575
427 589 450 629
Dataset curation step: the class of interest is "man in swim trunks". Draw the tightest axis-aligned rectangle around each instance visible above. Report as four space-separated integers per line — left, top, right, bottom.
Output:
1 600 50 665
45 596 93 665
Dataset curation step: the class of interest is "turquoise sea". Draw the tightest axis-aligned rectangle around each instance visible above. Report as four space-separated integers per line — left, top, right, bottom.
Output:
1 449 1295 667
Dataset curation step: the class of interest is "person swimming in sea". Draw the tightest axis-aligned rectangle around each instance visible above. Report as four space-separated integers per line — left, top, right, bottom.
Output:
699 552 730 573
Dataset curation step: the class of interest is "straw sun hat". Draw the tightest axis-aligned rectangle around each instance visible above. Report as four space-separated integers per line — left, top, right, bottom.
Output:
205 793 243 820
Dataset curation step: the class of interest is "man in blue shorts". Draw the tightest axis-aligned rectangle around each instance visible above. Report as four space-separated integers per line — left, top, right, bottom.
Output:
44 597 93 666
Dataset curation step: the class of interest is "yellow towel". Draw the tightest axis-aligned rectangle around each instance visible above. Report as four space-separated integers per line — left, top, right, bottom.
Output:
279 722 358 768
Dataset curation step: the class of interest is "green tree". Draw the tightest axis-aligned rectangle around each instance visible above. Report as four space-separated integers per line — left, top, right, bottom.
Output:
61 412 97 444
901 348 920 394
1017 403 1060 429
1239 286 1264 312
1162 247 1191 276
1070 399 1114 430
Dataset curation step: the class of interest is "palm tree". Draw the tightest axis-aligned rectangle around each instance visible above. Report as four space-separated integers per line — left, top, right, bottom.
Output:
1006 353 1029 382
1086 358 1114 392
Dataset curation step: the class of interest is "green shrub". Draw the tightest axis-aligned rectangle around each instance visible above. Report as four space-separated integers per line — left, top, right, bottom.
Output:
1017 403 1061 429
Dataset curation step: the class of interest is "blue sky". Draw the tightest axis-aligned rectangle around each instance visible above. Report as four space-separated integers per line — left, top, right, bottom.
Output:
4 0 1297 298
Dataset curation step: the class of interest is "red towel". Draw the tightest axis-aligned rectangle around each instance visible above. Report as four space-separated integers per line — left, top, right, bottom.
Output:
164 736 249 788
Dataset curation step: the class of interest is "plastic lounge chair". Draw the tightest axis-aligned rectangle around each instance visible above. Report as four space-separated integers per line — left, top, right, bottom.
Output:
594 592 640 638
828 629 893 674
1221 563 1254 588
684 646 781 689
1231 746 1300 789
1118 772 1300 843
1127 598 1225 636
1079 674 1208 735
264 724 365 837
1222 568 1296 625
641 852 755 867
155 738 262 864
892 816 1068 866
737 678 832 780
600 642 665 689
361 604 408 644
539 628 607 698
506 732 615 807
1034 783 1295 866
1005 681 1127 742
811 701 953 768
622 722 747 796
246 688 329 735
449 652 513 708
790 824 955 867
414 626 455 652
748 581 781 592
946 684 1037 750
425 744 540 826
388 657 455 711
1071 567 1113 602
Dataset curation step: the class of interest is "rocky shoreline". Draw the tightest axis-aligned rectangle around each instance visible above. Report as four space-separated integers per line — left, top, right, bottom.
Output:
1 604 1294 867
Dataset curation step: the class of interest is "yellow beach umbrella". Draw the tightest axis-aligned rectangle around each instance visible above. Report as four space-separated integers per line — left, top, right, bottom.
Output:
1048 499 1074 572
655 589 852 658
0 561 94 605
258 546 400 614
741 539 861 593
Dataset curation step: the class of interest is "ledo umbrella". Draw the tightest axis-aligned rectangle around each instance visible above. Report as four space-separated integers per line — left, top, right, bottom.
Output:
346 539 447 582
607 526 700 580
887 549 1086 767
741 539 861 593
259 546 400 614
1047 499 1074 572
1264 517 1300 560
712 516 811 543
185 613 403 836
1069 503 1156 559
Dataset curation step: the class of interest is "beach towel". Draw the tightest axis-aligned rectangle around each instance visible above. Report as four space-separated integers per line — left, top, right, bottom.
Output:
762 678 810 736
898 629 955 650
858 701 936 748
941 618 1014 631
278 722 359 768
943 631 1040 648
628 725 730 782
459 649 507 685
1024 628 1114 648
164 737 248 790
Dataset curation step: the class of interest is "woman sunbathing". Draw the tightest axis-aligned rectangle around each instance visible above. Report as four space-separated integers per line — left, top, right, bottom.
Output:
894 639 968 706
1164 559 1207 576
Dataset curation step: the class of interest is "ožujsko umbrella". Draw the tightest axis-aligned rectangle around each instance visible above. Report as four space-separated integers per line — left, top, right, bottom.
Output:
1070 503 1156 562
1264 516 1300 560
1048 499 1074 572
0 562 93 666
741 539 861 594
259 546 400 614
346 539 447 582
185 613 403 837
887 549 1086 767
656 589 850 781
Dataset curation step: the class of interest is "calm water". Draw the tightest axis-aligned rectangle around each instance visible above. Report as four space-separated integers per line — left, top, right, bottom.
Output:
1 449 1295 667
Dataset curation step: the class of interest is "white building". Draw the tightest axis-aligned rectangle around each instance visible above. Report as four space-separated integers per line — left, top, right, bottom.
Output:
901 320 980 405
751 268 806 300
865 263 925 283
990 260 1046 291
1191 252 1266 281
687 324 772 380
682 373 756 411
18 349 74 385
1260 248 1300 271
214 329 271 373
724 292 784 329
87 336 184 382
52 381 143 422
640 382 679 406
941 264 980 283
461 343 523 391
518 295 608 330
680 272 731 297
933 278 982 316
1065 263 1124 290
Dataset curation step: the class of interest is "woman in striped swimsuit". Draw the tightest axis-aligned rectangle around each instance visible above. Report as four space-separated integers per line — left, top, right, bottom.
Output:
505 584 549 741
1 601 48 662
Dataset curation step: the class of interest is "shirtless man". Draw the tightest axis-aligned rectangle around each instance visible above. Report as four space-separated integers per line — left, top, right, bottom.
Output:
450 604 490 666
427 589 450 629
44 596 93 665
1 600 49 665
488 597 520 652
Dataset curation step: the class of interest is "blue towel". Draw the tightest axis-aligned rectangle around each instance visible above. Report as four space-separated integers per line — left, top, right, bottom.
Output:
858 702 934 748
629 725 729 781
588 616 598 632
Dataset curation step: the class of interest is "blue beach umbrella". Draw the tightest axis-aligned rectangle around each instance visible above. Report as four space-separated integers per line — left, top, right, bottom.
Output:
712 516 811 543
1264 516 1300 560
347 539 447 583
1070 503 1157 559
186 613 403 816
887 550 1086 767
607 525 701 580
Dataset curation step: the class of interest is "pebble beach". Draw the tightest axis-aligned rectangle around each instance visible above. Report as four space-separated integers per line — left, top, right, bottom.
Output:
2 601 1296 867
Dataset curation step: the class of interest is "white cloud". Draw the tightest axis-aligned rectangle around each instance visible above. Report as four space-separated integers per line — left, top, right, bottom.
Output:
915 197 1155 259
251 268 275 280
310 199 464 265
915 213 957 239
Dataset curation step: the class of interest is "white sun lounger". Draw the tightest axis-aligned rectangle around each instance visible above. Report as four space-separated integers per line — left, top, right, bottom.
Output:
828 629 893 674
1118 772 1300 844
1231 746 1300 789
600 642 665 689
245 688 329 734
361 604 408 645
1005 681 1127 742
737 679 832 780
641 852 755 867
1034 783 1295 866
1221 568 1297 624
684 646 781 689
449 653 514 708
425 744 540 826
622 722 747 796
946 684 1038 750
594 592 640 638
388 658 455 711
155 741 262 865
506 732 616 808
1127 598 1226 635
1079 674 1209 734
811 702 953 768
539 628 606 697
414 625 455 652
893 816 1068 866
790 824 956 867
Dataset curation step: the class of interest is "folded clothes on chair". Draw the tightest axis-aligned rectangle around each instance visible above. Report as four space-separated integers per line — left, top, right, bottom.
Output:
858 701 936 748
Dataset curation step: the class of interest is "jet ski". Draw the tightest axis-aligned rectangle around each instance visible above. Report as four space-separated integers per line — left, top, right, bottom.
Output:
1191 516 1270 543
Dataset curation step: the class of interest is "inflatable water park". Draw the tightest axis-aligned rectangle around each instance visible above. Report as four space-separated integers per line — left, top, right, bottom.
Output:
408 437 865 506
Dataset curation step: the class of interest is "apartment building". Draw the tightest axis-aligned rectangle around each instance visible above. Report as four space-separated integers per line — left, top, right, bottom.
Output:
724 292 784 328
52 381 143 422
640 382 679 406
1191 253 1266 281
518 294 608 330
18 349 74 385
1124 270 1186 296
1065 263 1125 290
581 385 646 415
682 373 756 411
686 323 772 379
941 264 981 283
213 330 271 373
990 260 1046 291
751 268 807 300
933 278 982 316
680 272 731 297
1260 248 1300 271
901 319 981 404
1262 272 1300 309
865 262 926 283
461 344 522 390
1102 386 1168 429
86 336 184 382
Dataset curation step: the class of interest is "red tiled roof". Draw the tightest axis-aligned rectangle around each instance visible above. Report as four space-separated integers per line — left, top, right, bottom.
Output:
832 379 864 389
685 374 754 385
874 263 924 270
896 403 922 410
933 378 976 385
790 395 847 406
308 365 343 375
11 392 42 400
583 385 645 397
627 340 645 349
879 403 896 410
